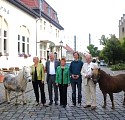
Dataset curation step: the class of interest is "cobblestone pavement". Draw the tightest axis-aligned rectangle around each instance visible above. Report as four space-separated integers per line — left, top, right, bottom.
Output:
0 67 125 120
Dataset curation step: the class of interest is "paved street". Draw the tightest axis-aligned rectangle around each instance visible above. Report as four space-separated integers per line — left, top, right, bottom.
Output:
0 67 125 120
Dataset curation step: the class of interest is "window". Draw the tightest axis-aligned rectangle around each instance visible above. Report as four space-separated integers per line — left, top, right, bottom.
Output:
44 21 46 30
22 36 25 42
50 24 52 33
4 39 7 52
40 44 47 59
56 29 57 37
0 17 8 54
18 25 30 55
18 42 20 53
27 37 29 42
18 35 20 40
40 19 42 30
40 44 42 49
22 43 25 53
4 30 7 37
44 45 46 50
27 44 29 54
122 27 124 33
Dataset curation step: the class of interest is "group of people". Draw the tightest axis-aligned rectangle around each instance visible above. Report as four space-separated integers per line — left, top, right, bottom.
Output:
30 52 98 110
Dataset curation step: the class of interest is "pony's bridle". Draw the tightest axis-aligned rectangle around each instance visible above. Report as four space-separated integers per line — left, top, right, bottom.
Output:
23 67 31 80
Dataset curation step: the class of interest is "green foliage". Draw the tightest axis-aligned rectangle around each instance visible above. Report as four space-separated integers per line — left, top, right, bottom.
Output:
99 34 124 64
99 35 108 46
87 44 100 57
111 63 125 71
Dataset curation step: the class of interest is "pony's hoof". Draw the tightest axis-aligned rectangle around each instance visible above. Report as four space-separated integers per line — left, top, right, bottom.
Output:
7 102 10 104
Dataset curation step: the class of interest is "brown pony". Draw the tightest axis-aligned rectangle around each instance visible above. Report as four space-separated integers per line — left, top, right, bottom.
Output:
91 68 125 109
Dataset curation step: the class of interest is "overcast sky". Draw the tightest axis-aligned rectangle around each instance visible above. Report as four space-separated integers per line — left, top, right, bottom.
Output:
46 0 125 50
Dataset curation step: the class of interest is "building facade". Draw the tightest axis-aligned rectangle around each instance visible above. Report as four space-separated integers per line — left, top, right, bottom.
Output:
119 14 125 39
0 0 63 68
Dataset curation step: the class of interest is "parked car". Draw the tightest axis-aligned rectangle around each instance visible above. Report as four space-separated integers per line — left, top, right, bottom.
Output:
66 61 71 67
100 60 107 66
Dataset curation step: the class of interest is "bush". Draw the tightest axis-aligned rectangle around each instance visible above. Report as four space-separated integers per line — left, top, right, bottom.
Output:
111 63 125 71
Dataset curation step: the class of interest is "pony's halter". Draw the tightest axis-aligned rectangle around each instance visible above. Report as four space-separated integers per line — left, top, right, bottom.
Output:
23 67 31 80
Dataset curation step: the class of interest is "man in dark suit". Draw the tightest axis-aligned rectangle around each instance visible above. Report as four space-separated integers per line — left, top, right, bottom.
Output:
45 52 60 105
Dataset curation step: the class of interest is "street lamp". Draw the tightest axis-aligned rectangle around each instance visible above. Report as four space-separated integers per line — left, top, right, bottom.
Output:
59 40 63 58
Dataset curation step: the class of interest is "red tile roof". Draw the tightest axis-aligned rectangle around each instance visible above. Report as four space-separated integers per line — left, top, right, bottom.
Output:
20 0 39 8
63 44 74 52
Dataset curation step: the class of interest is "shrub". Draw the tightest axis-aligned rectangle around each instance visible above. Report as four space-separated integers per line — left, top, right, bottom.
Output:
111 63 125 71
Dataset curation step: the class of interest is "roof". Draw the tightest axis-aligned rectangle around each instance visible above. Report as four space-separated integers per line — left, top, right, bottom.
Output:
6 0 64 30
19 0 64 30
20 0 39 8
7 0 38 18
63 44 74 52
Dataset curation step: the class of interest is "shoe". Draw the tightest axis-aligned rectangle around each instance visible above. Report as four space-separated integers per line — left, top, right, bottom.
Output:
77 103 81 107
71 103 76 107
55 101 58 105
60 104 63 106
36 103 39 106
43 104 49 107
63 105 66 108
84 105 91 108
91 106 96 110
49 101 53 105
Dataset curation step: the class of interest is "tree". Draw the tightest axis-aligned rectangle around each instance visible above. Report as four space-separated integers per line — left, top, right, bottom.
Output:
99 35 108 46
101 35 123 64
87 44 100 57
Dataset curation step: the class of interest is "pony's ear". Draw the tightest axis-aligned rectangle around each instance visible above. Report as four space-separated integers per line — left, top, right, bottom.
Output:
98 68 100 71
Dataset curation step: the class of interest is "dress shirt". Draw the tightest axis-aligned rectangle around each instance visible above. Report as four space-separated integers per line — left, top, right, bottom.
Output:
49 61 55 75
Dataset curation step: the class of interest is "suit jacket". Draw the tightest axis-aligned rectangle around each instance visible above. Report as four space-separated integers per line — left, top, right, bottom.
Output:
81 62 98 85
45 60 60 83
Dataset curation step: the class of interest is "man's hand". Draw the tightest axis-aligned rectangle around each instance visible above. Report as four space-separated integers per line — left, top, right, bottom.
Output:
72 74 79 79
85 75 91 79
42 81 44 84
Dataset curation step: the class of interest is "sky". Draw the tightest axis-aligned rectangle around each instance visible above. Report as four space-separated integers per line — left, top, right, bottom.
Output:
46 0 125 52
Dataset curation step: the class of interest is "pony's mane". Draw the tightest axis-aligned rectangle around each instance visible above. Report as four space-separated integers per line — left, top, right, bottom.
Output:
100 69 110 77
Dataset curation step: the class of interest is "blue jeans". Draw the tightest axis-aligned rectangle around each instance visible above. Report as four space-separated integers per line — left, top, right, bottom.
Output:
71 80 82 104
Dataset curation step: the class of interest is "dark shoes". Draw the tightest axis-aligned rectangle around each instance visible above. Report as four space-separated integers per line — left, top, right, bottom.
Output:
91 106 96 110
63 105 66 108
77 103 81 107
55 101 58 105
43 104 49 107
84 105 91 108
35 103 40 106
49 101 58 105
49 102 53 105
70 103 76 107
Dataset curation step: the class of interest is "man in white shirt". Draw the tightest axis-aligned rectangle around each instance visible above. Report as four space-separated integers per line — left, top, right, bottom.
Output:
45 52 60 105
81 54 98 110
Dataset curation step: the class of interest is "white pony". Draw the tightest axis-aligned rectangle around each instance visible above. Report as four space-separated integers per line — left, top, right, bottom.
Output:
3 66 32 105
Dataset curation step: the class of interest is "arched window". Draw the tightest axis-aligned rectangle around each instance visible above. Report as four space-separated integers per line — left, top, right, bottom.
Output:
0 16 8 55
18 25 30 55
